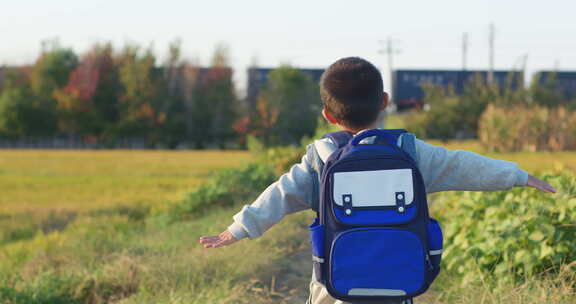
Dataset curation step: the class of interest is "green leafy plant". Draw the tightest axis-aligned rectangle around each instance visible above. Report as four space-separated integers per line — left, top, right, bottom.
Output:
433 171 576 283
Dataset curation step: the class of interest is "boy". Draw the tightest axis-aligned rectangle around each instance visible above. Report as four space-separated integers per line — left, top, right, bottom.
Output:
199 57 556 304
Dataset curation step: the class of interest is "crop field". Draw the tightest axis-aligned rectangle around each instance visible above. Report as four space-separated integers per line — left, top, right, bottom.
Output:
0 146 574 304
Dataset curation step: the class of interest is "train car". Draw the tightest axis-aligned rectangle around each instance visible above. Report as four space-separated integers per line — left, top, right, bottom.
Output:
393 70 523 111
534 71 576 100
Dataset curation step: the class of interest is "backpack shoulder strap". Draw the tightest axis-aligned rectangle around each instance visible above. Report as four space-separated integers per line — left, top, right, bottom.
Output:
399 132 419 164
306 143 324 213
322 131 353 148
307 131 349 213
374 129 418 164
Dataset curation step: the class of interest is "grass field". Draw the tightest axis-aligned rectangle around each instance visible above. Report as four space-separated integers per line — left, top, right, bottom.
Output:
0 147 573 304
0 149 322 304
0 150 252 213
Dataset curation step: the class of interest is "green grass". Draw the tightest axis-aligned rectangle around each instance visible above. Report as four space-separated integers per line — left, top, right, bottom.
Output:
0 204 313 304
0 148 574 303
0 150 260 303
0 150 252 213
0 149 315 303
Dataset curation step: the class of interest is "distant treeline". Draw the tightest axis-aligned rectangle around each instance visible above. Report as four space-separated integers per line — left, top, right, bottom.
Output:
0 40 320 149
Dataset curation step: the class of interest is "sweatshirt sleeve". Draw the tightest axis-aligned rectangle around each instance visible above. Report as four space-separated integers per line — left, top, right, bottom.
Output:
226 152 314 240
415 139 529 193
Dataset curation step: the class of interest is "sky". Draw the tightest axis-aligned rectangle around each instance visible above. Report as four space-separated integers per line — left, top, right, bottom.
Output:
1 0 575 96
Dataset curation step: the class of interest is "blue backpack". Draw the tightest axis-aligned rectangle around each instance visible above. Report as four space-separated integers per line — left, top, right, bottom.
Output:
307 129 443 302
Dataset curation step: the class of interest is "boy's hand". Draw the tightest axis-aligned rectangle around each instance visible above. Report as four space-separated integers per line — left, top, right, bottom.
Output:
527 175 557 193
199 230 239 248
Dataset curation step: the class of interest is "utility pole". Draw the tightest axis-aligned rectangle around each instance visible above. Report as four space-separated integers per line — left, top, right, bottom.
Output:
520 54 529 73
554 59 560 71
378 37 401 97
488 23 495 84
462 32 469 71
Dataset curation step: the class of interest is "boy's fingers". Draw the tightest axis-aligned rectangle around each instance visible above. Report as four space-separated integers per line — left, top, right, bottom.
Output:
199 235 220 244
537 181 557 193
534 184 550 193
538 186 551 193
199 231 239 248
527 175 557 193
202 239 223 248
199 235 218 242
211 238 236 248
204 239 228 248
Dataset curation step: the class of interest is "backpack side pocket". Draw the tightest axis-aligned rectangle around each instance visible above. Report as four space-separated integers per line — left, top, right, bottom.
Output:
427 218 443 279
309 218 325 282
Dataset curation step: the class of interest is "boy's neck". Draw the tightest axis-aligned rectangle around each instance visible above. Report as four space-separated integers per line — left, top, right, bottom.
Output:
341 119 383 134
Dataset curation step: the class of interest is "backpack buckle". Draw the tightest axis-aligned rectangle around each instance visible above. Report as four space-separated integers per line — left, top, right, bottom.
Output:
342 194 353 216
395 191 406 213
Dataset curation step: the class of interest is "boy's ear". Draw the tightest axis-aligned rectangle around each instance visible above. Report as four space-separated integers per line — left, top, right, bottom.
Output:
322 108 339 124
381 92 389 110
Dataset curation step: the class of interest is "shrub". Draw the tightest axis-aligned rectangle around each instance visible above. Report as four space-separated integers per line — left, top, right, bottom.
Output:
166 162 276 221
433 171 576 283
403 95 463 140
403 76 525 140
479 104 576 152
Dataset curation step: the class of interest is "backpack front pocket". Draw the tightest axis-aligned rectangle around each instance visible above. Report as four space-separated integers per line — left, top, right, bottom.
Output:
330 168 418 226
327 229 427 298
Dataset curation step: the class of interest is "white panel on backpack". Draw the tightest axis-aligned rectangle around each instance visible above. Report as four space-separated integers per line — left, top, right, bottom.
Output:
333 169 414 207
348 288 407 296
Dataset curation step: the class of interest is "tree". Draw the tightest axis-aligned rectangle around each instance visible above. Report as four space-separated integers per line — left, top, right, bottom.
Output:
116 45 162 145
0 81 56 137
31 40 79 95
87 44 122 137
158 39 187 148
189 44 238 149
53 44 119 136
28 40 79 136
0 54 78 138
252 66 320 146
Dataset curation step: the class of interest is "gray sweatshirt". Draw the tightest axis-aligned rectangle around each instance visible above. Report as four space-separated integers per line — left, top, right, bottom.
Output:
227 136 528 240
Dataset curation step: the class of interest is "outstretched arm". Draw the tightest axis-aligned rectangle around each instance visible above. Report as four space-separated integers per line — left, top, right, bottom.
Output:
199 151 315 249
415 139 556 193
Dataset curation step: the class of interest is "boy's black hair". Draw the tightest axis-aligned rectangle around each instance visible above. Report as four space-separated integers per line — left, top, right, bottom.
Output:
320 57 384 130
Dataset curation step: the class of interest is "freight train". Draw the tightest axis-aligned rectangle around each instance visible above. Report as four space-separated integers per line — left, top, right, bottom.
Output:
247 68 576 112
392 70 524 111
534 71 576 100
